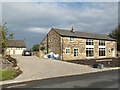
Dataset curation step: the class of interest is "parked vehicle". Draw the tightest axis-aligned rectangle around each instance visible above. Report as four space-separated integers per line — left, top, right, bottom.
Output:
93 63 104 69
22 50 32 56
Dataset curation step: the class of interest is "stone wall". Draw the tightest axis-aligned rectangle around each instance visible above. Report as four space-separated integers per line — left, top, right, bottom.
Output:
61 37 117 60
48 30 61 55
62 37 86 60
39 30 61 57
94 40 99 59
106 41 117 58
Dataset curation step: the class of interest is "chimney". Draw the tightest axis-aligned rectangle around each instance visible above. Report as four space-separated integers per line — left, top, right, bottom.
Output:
71 26 75 33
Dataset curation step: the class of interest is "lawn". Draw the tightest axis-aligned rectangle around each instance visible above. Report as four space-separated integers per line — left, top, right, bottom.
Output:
0 70 17 81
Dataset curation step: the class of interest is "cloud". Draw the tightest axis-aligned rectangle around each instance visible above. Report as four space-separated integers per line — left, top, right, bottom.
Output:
1 0 120 2
27 27 50 33
2 2 118 47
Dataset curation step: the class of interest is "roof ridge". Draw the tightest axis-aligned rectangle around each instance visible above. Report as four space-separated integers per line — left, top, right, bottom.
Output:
53 28 109 36
52 28 115 41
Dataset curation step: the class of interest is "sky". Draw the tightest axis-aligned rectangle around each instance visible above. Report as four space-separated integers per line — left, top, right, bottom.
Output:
0 0 119 48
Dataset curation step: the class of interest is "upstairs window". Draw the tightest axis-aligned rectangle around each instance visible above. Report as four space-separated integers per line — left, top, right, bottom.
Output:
99 40 105 46
86 39 94 45
70 37 74 41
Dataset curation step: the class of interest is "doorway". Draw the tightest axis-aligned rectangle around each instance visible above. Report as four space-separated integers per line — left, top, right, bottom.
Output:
13 49 15 54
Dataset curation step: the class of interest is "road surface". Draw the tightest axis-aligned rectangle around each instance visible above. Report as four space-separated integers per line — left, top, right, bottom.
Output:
3 70 119 88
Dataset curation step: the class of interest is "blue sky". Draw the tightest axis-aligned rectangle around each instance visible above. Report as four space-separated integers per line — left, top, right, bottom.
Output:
1 1 118 48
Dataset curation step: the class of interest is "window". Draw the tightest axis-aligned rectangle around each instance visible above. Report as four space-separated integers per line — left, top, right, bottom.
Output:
70 37 74 41
86 39 93 45
74 49 78 56
99 48 105 56
99 40 105 46
86 48 94 57
66 48 70 54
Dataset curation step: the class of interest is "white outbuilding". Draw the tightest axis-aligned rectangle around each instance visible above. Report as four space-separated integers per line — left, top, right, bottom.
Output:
6 40 26 55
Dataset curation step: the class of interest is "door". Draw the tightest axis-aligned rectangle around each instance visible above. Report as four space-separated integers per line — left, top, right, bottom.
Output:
13 49 15 54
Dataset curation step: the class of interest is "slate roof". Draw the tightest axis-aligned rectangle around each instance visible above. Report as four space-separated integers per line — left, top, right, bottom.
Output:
7 40 26 48
52 28 115 41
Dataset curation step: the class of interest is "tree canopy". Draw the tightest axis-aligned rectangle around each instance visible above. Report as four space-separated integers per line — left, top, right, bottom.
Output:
32 44 39 51
0 23 14 55
109 25 120 51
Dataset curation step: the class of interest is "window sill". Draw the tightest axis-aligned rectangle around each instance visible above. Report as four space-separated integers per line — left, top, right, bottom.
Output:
99 56 106 58
86 57 94 59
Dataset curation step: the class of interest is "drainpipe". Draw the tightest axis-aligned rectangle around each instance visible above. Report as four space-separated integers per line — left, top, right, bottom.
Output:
47 34 49 54
62 37 63 61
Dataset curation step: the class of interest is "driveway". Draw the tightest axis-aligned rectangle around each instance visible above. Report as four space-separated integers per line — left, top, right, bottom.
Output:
1 55 118 84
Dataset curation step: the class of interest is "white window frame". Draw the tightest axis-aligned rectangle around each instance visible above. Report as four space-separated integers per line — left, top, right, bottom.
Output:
99 40 105 46
65 48 70 54
86 48 94 58
99 48 106 57
73 48 79 57
69 37 74 42
86 39 94 45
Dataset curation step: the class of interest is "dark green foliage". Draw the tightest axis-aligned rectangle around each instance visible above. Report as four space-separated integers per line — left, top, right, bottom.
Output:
32 44 39 51
109 25 120 51
0 23 14 55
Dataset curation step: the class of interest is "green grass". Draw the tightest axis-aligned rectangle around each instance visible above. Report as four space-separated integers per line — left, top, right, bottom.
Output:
0 70 17 81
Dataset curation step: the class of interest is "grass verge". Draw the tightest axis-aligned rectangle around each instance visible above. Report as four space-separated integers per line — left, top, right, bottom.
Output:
0 70 17 81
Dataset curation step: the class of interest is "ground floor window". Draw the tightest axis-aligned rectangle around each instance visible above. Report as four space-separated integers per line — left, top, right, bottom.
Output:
86 48 94 57
99 48 105 56
66 48 70 54
74 49 78 56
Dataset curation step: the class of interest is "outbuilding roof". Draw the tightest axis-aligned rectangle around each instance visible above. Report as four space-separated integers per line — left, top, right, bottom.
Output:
7 40 26 48
52 28 115 41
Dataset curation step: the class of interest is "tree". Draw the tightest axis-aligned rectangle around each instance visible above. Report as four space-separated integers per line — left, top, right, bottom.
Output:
109 25 120 51
32 44 39 51
0 23 14 55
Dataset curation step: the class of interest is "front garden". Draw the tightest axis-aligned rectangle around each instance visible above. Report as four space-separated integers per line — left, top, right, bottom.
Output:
0 55 22 81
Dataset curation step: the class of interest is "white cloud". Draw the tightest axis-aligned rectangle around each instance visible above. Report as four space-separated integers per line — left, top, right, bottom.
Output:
1 0 120 2
2 2 118 33
27 27 50 33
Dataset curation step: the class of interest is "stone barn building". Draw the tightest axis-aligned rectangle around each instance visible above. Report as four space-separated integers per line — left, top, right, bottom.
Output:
39 28 117 61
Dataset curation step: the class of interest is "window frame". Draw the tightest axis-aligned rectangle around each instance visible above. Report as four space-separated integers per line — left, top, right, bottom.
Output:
99 48 105 56
99 40 105 46
73 48 79 57
86 39 94 45
65 48 70 54
70 37 74 41
86 48 94 57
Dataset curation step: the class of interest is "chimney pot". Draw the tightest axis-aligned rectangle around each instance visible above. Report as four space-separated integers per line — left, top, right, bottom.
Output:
71 26 75 33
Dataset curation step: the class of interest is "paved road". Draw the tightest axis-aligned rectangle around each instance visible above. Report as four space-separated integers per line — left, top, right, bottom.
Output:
3 70 119 88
